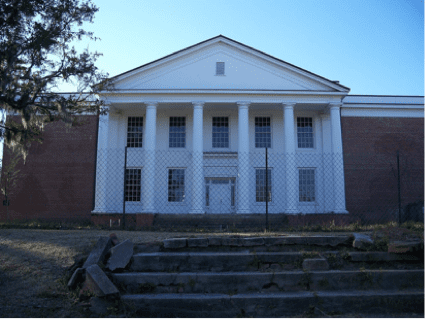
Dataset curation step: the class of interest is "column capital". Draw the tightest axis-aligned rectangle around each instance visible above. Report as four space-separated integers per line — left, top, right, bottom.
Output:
145 101 158 108
192 101 205 109
236 101 251 109
282 102 296 109
328 102 343 110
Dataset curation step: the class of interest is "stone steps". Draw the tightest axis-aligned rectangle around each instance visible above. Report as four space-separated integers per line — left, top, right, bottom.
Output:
115 235 424 317
112 269 424 294
121 289 425 318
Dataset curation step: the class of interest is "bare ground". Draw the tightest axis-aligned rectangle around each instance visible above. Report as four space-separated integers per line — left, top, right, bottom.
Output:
0 227 422 317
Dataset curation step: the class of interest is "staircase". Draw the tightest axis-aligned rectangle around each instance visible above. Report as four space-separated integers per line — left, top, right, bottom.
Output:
111 235 424 317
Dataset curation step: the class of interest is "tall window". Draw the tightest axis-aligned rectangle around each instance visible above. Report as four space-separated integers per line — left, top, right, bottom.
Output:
125 169 141 202
169 117 186 148
255 117 271 148
297 117 313 148
168 169 185 202
127 117 143 148
212 117 229 148
216 62 225 75
256 169 272 202
299 169 315 202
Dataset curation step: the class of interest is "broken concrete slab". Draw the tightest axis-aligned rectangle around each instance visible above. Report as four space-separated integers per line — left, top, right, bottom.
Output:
107 239 134 271
222 237 244 246
163 238 187 249
67 267 85 290
302 258 329 271
85 264 120 299
134 243 161 254
352 233 374 250
188 238 208 248
83 237 112 269
388 240 423 254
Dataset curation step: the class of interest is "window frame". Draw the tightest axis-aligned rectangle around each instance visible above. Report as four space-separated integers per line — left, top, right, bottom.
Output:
298 168 316 203
255 168 273 204
296 117 314 149
168 116 186 149
167 168 186 203
126 116 144 148
254 116 272 149
212 116 231 149
124 168 142 202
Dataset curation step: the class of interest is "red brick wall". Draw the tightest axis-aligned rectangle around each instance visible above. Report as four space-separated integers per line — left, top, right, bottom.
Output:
0 115 98 222
341 117 424 223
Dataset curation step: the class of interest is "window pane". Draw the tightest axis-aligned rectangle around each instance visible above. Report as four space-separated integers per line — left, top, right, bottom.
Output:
212 117 229 148
169 117 186 148
168 169 185 202
127 117 143 148
297 117 313 148
255 169 272 202
299 169 315 202
125 168 141 202
255 117 271 148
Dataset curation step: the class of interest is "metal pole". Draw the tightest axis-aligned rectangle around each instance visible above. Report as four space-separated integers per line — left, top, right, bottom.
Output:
265 147 269 231
122 146 128 229
397 150 402 225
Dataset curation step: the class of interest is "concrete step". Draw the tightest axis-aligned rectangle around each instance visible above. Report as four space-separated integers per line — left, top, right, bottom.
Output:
131 251 308 272
130 250 422 272
121 289 424 317
112 269 424 294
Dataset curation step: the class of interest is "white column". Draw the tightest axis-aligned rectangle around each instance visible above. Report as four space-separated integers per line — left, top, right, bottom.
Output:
92 107 110 213
142 101 158 213
190 101 204 214
329 102 348 213
283 102 298 214
237 101 250 214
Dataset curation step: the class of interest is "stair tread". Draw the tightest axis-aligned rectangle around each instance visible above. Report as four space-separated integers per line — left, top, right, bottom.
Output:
122 289 425 299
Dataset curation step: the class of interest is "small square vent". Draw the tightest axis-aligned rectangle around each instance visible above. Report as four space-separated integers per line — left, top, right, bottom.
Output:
216 62 225 75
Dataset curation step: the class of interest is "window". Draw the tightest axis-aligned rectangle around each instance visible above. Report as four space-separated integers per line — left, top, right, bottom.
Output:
216 62 225 75
256 169 272 202
168 169 185 202
255 117 271 148
299 169 315 202
297 117 314 148
127 117 143 148
125 169 141 202
212 117 229 148
169 117 186 148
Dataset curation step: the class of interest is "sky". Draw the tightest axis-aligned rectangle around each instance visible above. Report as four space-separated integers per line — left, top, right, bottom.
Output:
60 0 425 96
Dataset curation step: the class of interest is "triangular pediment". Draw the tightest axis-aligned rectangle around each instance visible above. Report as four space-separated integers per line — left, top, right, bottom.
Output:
110 35 349 93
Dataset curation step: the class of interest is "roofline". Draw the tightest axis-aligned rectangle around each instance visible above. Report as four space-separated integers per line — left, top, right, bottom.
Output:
346 94 424 98
108 35 350 92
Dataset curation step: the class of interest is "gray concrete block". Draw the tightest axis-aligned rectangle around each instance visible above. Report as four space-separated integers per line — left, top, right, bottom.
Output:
188 238 208 247
85 264 120 299
388 240 423 253
243 237 264 246
207 237 223 246
106 239 134 271
302 258 329 271
222 237 244 246
83 237 112 269
353 233 374 250
163 238 187 249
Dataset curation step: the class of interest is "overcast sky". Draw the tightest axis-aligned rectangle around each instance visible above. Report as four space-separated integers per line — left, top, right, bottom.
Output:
61 0 424 96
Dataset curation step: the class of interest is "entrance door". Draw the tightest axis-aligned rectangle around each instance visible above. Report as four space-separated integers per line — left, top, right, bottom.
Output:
206 178 234 214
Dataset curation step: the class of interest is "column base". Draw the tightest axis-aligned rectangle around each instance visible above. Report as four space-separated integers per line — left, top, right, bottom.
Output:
236 209 251 214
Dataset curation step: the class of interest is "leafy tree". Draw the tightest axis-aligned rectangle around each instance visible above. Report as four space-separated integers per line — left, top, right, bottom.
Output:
1 148 23 220
0 0 112 159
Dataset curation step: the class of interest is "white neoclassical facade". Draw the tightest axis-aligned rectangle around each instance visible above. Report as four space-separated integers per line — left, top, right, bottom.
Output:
92 35 350 216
